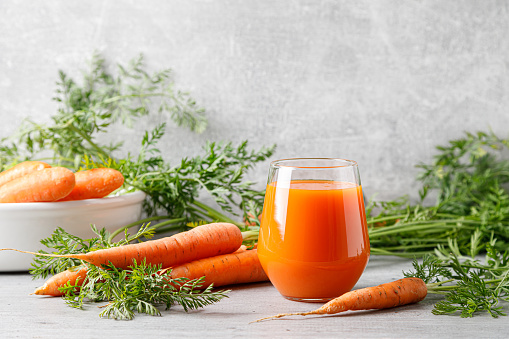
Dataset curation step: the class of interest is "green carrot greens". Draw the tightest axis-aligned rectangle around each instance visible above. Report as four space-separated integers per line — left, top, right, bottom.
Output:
367 130 509 257
404 231 509 318
61 260 229 321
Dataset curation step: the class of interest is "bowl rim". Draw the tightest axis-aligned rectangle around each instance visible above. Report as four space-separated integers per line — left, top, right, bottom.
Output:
0 190 146 211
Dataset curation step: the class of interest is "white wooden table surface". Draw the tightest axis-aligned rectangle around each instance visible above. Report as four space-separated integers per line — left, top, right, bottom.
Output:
1 256 507 339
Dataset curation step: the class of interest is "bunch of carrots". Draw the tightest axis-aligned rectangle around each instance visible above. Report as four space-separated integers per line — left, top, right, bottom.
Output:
0 161 125 203
4 222 269 297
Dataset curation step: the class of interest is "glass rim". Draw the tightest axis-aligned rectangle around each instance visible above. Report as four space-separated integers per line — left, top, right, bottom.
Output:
270 157 358 169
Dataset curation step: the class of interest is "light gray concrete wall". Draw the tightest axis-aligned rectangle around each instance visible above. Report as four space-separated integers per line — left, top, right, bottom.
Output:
1 0 509 203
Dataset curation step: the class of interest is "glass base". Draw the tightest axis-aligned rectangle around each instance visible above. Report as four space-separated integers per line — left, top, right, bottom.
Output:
282 295 334 303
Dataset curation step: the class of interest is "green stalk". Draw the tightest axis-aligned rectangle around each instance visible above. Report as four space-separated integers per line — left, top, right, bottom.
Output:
67 123 110 159
367 214 408 224
369 221 478 238
425 279 457 294
100 92 166 105
371 237 448 244
141 220 184 236
426 278 506 295
191 200 244 227
372 243 444 250
108 215 179 243
242 230 259 242
369 248 432 257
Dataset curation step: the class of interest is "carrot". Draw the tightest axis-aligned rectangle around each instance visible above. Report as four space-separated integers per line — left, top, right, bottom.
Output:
0 167 75 203
34 246 259 297
167 249 269 289
253 277 427 322
3 222 243 270
33 266 88 296
58 168 124 201
0 161 51 187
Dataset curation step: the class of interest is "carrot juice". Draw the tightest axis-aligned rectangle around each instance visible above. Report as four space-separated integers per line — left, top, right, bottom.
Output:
257 180 370 301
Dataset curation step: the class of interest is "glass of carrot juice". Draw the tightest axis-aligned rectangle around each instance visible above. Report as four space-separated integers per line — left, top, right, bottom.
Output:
257 158 370 302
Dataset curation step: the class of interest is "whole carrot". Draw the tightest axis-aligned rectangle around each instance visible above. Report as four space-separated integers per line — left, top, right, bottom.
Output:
0 167 75 203
3 222 243 270
168 249 269 289
58 168 124 201
0 161 51 187
253 277 427 322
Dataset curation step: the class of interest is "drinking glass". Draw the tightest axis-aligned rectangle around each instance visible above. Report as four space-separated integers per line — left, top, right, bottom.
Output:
257 158 370 302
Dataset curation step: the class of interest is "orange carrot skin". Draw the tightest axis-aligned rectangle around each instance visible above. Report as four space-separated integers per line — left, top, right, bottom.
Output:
315 277 427 315
0 167 75 203
58 168 124 201
0 161 51 187
169 249 269 289
34 266 88 296
72 223 243 270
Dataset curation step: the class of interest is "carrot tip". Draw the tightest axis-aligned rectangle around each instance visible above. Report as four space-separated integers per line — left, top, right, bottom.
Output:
0 248 79 260
251 312 312 323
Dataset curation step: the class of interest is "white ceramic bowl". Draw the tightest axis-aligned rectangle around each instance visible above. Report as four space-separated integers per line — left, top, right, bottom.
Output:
0 190 146 272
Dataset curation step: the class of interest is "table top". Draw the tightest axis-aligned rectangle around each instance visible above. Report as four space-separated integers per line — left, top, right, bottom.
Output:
1 256 507 338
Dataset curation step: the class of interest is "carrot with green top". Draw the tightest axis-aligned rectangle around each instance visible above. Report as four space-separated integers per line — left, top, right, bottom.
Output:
253 277 427 322
58 168 124 201
0 167 75 203
0 161 51 187
3 222 243 270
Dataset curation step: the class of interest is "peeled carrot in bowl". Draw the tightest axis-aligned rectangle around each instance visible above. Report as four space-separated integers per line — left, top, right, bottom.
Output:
58 168 124 201
0 167 75 203
0 161 51 187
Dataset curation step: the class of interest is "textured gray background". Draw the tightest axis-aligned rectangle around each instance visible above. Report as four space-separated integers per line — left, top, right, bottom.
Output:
1 0 509 203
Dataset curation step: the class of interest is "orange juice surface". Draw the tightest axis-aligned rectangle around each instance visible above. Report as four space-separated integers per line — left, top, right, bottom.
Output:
257 180 370 301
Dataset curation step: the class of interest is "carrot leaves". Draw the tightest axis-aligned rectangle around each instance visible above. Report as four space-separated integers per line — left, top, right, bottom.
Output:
404 235 509 318
117 139 275 221
30 225 112 279
374 132 509 318
0 52 206 169
60 260 228 320
368 130 509 256
30 223 157 279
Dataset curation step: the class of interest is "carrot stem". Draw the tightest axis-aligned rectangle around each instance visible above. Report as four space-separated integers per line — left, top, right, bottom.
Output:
367 214 408 224
191 201 244 227
67 124 110 159
143 219 185 236
241 230 259 242
108 215 174 243
369 222 477 238
369 248 432 258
